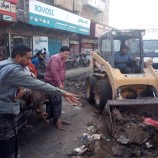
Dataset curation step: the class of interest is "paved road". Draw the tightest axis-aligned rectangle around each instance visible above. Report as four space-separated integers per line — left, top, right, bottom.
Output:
38 66 91 79
66 66 90 78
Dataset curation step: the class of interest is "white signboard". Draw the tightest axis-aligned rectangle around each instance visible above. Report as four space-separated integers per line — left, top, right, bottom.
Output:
0 1 10 12
3 15 13 21
95 24 105 37
29 0 90 35
33 36 48 55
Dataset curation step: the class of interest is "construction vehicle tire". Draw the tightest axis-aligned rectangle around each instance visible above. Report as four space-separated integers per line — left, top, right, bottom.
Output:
85 76 97 103
94 79 112 110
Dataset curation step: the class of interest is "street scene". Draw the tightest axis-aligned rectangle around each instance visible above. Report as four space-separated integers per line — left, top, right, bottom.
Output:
19 66 158 158
1 0 158 158
19 67 104 158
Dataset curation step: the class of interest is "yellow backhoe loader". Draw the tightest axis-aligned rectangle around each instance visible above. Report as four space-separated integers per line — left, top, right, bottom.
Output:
86 29 158 136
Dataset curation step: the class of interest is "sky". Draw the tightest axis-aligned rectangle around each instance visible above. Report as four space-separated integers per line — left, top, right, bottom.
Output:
109 0 158 29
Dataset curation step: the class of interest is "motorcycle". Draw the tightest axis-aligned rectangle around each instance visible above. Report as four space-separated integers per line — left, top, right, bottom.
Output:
65 57 78 69
78 55 89 67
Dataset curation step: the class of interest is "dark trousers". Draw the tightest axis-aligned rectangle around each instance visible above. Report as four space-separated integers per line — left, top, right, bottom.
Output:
17 104 28 131
46 93 62 121
0 114 18 158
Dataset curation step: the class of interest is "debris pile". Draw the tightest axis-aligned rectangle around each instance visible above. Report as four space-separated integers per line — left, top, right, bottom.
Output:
67 123 102 157
111 108 158 157
65 74 158 157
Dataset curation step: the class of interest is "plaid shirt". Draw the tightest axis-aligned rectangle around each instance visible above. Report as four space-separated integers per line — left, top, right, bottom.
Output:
0 59 66 114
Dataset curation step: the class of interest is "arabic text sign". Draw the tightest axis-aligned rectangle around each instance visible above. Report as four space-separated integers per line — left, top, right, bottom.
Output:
0 1 10 12
0 0 16 20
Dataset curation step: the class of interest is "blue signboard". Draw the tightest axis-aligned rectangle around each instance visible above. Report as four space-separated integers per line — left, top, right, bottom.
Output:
29 1 90 35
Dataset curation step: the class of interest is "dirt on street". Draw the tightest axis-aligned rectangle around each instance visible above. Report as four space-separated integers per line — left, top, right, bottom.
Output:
19 67 106 158
19 67 158 158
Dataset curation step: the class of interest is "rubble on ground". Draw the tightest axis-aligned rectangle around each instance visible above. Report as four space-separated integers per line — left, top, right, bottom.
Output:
65 74 158 157
111 108 158 157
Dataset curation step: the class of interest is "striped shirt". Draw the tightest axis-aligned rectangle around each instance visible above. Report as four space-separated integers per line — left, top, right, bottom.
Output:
0 58 66 114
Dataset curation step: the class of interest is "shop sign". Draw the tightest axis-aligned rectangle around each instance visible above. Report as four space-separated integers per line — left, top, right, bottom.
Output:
0 1 10 12
6 0 18 4
10 4 16 13
3 14 13 21
70 40 79 44
95 23 105 37
82 39 98 43
29 0 90 35
0 1 16 21
33 36 48 55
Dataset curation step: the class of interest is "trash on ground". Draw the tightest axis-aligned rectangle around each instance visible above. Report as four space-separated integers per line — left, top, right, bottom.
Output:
144 117 158 128
74 106 82 110
90 134 101 140
146 142 154 148
80 133 90 143
112 108 124 121
74 145 88 155
117 135 129 144
86 125 97 132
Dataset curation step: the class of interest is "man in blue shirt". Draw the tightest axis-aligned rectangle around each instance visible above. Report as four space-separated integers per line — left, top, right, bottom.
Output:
32 50 44 68
114 45 133 74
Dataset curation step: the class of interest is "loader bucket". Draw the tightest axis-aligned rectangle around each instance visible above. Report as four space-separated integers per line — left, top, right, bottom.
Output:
103 98 158 137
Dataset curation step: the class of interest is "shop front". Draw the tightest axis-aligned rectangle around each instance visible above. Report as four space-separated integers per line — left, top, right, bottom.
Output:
69 40 80 54
81 38 98 54
0 0 17 22
10 34 33 51
0 0 18 57
79 22 106 54
28 0 90 56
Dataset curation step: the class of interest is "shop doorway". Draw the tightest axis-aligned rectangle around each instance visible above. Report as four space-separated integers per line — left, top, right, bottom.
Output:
10 35 33 52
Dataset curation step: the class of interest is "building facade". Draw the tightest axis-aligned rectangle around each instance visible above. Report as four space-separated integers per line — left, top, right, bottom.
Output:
0 0 110 57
